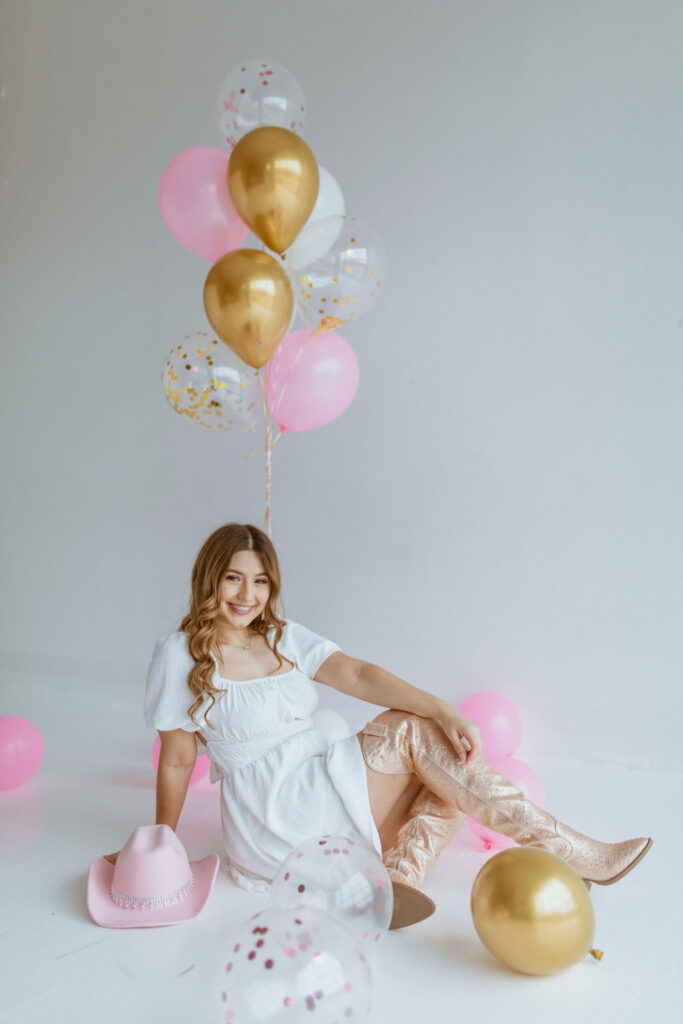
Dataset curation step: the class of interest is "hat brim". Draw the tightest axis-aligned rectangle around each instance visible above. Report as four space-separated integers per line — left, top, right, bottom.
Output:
87 853 219 928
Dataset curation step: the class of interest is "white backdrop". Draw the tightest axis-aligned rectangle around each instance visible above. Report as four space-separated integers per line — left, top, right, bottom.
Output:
1 0 681 769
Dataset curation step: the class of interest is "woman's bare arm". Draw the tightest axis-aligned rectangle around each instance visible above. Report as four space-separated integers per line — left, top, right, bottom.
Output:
155 728 197 829
103 727 197 864
316 652 446 717
315 651 482 760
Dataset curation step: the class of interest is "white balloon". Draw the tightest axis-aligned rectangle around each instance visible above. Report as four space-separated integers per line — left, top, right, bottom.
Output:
287 168 346 267
301 166 345 235
313 709 352 744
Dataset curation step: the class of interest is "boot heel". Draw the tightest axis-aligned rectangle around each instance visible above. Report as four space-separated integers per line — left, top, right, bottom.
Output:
389 881 435 930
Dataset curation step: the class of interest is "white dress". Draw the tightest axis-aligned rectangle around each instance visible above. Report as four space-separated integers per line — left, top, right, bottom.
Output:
143 619 382 892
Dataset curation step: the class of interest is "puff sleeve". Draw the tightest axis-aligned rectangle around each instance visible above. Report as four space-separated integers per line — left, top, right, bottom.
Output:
283 620 341 679
143 632 204 733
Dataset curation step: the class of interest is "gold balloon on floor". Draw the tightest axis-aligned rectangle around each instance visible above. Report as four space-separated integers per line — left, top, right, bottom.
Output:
227 126 319 253
470 848 595 975
203 249 294 369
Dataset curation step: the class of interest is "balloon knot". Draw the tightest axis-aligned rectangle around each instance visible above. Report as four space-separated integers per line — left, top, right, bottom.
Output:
589 948 604 961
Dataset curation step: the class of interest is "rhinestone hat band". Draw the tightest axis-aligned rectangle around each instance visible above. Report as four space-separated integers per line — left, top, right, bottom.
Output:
110 873 195 911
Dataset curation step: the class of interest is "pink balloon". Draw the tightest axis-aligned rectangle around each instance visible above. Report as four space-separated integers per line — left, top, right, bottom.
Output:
0 716 44 790
266 329 359 431
151 735 210 787
158 146 248 261
467 755 545 850
457 690 522 758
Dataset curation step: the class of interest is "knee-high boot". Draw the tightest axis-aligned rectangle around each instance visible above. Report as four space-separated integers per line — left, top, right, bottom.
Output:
383 786 466 888
382 787 467 930
360 711 652 889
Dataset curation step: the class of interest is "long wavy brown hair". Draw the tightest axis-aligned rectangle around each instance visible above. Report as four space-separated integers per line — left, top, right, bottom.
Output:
179 523 287 730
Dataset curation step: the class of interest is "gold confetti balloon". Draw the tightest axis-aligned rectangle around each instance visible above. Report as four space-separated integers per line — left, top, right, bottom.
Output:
470 847 596 976
227 126 319 253
285 215 387 335
162 332 259 432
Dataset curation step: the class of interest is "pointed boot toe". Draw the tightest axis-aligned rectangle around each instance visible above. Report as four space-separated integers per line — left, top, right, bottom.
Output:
592 836 653 885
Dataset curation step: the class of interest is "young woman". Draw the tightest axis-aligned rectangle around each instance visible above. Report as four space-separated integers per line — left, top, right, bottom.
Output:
105 523 651 929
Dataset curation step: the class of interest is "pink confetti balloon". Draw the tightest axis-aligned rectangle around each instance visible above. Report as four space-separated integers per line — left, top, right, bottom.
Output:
467 755 546 850
220 906 371 1023
158 146 249 261
151 735 210 787
266 329 359 431
0 716 44 790
271 834 392 947
457 691 523 758
216 58 307 150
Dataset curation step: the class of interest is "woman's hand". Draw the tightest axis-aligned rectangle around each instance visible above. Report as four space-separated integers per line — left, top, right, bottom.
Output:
103 851 120 865
436 705 483 763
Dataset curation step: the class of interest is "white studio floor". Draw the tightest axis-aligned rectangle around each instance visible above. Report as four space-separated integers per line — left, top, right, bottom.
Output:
1 677 681 1024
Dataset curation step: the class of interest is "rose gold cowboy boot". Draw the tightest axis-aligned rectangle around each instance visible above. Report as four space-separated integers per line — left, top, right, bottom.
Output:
360 710 652 908
376 753 592 929
383 787 466 929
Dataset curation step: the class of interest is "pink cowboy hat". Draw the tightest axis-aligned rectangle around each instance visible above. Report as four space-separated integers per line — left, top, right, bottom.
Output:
87 824 219 928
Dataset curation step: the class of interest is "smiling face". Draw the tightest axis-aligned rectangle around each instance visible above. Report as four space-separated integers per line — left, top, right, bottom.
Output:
217 549 271 631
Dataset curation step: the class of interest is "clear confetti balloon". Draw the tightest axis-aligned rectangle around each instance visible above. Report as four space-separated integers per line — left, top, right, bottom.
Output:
216 58 306 151
162 332 259 431
285 216 387 336
219 905 372 1023
270 835 393 949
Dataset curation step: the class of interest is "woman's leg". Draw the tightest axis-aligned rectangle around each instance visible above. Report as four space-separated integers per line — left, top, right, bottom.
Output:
359 710 652 886
359 730 467 930
360 741 462 857
360 750 441 929
372 772 423 853
360 753 420 845
360 732 466 887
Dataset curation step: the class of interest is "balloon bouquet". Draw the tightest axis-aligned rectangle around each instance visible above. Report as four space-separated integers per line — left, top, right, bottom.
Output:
158 58 386 536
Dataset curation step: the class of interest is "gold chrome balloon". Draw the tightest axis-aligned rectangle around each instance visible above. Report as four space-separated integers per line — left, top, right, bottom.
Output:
203 249 294 369
227 126 319 253
470 847 595 975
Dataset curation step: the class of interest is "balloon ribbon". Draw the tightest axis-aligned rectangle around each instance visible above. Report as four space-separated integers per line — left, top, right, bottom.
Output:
243 368 285 538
